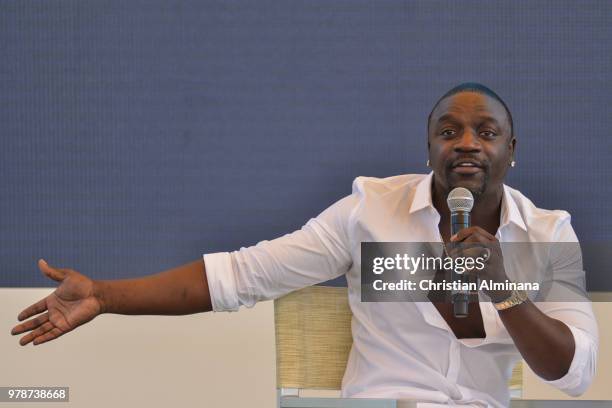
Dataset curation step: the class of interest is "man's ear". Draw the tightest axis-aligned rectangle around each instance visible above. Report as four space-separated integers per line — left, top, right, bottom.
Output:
509 136 516 161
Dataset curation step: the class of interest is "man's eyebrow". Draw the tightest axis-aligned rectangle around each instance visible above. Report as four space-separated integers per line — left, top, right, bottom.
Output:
477 116 502 127
434 114 503 127
434 114 460 125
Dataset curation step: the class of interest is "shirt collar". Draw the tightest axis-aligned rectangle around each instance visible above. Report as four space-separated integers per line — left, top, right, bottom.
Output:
501 183 527 231
408 171 527 231
408 171 436 214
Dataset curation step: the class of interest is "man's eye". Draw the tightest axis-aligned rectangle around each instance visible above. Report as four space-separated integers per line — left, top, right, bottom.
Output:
441 129 456 137
480 130 496 138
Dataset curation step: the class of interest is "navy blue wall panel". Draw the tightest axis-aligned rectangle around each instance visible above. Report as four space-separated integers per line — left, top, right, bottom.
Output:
1 1 611 289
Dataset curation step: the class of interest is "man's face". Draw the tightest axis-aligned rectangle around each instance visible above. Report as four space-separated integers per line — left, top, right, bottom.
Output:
428 91 515 197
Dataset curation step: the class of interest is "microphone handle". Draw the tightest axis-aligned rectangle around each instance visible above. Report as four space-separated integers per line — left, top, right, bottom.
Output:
451 211 470 318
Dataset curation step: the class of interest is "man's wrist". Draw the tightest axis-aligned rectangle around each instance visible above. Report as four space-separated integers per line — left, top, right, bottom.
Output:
93 280 108 314
484 273 512 303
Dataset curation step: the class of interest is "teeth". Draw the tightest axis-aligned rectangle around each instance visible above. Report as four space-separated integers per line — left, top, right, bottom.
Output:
458 163 476 167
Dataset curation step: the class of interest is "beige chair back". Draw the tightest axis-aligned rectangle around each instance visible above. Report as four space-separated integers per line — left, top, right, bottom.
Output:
274 286 522 393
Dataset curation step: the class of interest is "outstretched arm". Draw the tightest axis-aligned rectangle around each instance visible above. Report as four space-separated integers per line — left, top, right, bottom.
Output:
95 258 212 315
11 258 212 346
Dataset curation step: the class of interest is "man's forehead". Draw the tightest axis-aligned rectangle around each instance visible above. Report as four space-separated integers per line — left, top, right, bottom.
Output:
431 91 508 123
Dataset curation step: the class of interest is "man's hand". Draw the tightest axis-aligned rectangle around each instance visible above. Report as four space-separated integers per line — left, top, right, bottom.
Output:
11 259 102 346
449 226 510 302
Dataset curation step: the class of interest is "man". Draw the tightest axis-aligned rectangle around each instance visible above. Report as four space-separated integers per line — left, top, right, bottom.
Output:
11 83 598 407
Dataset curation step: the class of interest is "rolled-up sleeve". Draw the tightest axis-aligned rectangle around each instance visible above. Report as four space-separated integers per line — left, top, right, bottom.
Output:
203 192 357 312
538 321 598 397
533 212 599 396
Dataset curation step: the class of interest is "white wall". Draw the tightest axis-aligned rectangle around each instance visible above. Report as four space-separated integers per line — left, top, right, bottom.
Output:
1 289 277 408
1 289 610 407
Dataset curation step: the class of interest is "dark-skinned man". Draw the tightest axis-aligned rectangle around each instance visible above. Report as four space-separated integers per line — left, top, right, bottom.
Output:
12 83 598 407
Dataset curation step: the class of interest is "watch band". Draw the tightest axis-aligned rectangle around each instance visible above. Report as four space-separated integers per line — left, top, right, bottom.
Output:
493 289 528 311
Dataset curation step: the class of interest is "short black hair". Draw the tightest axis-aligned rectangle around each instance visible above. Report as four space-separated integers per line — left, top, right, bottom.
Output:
427 82 514 138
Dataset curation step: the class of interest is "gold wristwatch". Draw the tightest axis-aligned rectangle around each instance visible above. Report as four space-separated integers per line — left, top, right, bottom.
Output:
493 289 528 311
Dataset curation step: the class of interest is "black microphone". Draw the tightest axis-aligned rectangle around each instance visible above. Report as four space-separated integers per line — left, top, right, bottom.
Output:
446 187 474 318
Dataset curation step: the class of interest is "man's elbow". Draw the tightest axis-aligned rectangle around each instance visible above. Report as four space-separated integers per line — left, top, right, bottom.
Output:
562 379 591 398
558 357 597 398
540 336 598 398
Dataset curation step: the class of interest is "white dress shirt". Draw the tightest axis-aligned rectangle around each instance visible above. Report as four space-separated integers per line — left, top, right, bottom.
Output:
203 172 598 407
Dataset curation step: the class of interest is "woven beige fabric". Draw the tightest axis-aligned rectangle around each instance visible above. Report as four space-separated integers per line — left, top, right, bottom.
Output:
510 361 523 391
275 286 352 389
274 286 522 392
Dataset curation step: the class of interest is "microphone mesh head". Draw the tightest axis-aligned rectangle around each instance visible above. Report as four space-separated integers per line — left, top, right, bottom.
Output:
447 187 474 212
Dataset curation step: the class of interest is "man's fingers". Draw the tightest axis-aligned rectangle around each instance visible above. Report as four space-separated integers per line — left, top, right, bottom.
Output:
12 312 49 335
19 321 54 346
33 328 64 346
459 246 491 260
463 232 494 244
17 298 48 321
38 259 66 282
450 227 496 242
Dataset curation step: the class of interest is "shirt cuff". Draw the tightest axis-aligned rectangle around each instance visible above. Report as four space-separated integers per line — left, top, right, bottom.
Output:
539 324 592 395
203 252 240 312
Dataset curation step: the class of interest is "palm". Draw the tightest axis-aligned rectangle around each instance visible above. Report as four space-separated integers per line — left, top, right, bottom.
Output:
11 260 102 346
46 274 101 333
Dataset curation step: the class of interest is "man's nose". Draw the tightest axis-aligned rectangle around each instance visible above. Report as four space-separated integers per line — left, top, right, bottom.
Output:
454 130 481 152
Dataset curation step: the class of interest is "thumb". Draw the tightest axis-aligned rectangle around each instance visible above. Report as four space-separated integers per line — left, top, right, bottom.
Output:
38 259 66 282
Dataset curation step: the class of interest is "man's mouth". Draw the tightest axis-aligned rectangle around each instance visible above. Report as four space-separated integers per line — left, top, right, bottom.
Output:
450 160 484 175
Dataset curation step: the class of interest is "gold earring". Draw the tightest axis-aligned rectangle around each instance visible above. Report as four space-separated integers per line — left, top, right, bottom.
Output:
510 160 516 167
